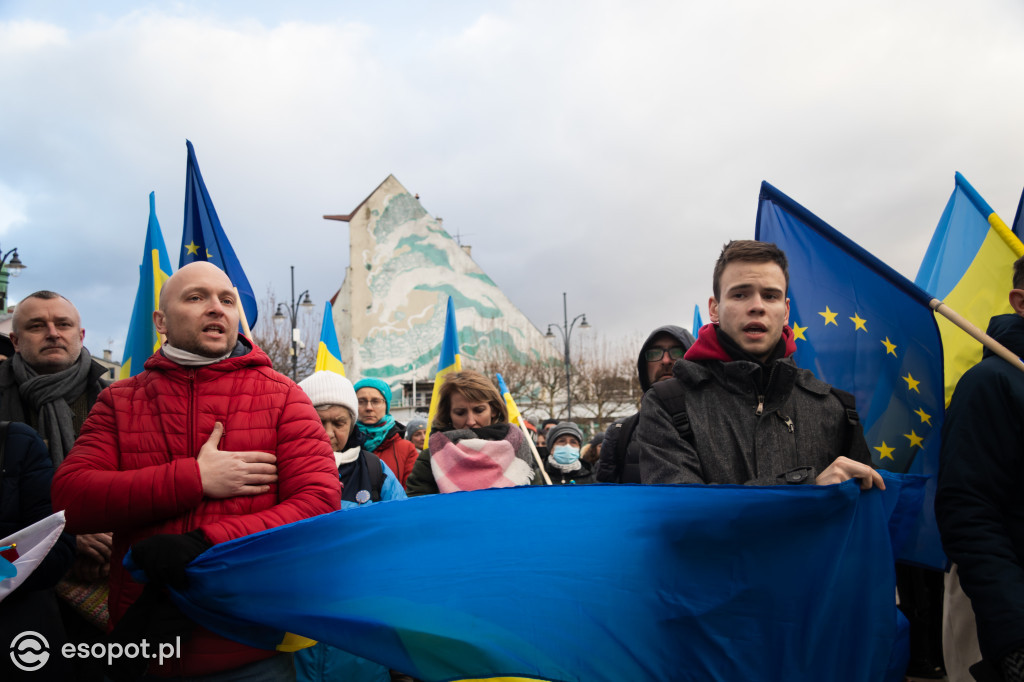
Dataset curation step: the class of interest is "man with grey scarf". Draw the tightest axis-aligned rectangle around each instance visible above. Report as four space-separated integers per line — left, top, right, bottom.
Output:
0 291 113 640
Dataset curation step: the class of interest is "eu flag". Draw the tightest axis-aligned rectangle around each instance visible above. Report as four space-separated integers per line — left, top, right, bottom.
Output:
181 140 258 328
756 181 946 569
121 192 173 379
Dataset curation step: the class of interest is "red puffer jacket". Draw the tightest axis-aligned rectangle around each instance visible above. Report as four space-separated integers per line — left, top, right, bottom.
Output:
52 342 341 677
374 427 419 487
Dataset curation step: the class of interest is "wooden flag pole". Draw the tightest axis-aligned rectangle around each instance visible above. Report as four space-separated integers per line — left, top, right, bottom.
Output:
930 299 1024 374
234 287 253 341
516 418 553 485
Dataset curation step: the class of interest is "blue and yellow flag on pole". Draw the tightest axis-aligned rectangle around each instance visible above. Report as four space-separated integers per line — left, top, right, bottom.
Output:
314 301 345 376
424 297 462 440
495 373 522 426
120 192 172 379
914 172 1024 405
692 304 703 338
756 181 946 570
180 140 258 329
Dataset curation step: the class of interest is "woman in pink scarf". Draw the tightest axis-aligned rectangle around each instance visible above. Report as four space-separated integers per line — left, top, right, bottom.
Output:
404 371 538 496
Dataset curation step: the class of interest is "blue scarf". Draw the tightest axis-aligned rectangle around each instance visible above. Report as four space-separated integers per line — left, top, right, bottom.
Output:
357 414 396 453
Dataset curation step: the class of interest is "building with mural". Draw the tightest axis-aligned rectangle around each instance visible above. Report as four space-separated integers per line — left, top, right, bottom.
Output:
324 175 556 419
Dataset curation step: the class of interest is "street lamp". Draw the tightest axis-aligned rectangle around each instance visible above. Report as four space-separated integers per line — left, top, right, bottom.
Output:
272 265 314 380
545 292 590 420
0 247 26 312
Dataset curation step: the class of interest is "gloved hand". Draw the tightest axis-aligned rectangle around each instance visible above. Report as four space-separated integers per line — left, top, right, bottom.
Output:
130 529 212 590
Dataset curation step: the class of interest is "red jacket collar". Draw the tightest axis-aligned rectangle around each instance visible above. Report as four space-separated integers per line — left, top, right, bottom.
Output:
684 323 797 362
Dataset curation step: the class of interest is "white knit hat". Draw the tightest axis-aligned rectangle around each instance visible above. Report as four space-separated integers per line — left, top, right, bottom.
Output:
298 371 358 417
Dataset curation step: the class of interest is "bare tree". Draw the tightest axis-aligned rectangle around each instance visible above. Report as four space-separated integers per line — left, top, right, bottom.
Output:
572 337 638 432
251 289 318 381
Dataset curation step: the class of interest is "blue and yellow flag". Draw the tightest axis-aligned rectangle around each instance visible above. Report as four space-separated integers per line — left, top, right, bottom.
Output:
914 172 1024 405
314 301 345 376
756 181 946 570
495 373 522 426
692 304 703 338
1012 182 1024 240
121 192 173 379
155 475 925 682
180 140 258 329
424 297 462 440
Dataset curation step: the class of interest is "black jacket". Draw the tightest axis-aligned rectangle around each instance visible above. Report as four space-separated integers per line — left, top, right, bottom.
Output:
597 325 695 483
936 313 1024 663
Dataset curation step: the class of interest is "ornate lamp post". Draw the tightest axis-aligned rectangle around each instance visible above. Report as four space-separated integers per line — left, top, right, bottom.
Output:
272 265 314 380
0 248 26 312
545 292 590 420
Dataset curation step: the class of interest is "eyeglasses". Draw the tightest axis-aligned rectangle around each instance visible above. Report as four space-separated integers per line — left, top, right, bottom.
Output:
358 398 386 407
644 347 685 362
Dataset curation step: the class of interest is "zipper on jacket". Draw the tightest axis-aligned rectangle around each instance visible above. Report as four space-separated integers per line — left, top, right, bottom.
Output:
754 363 779 417
755 396 765 416
777 413 794 433
185 369 197 529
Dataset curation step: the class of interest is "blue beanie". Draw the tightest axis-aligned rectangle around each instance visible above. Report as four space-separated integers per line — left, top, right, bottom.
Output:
353 378 393 412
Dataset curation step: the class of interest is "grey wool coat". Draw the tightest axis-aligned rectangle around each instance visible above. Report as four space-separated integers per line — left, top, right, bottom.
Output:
637 356 868 486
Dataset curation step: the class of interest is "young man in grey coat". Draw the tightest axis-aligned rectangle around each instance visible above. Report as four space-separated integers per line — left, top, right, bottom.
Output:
637 240 881 489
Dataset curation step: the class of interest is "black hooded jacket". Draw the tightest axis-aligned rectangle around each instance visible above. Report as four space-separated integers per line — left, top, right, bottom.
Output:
596 325 695 483
936 313 1024 664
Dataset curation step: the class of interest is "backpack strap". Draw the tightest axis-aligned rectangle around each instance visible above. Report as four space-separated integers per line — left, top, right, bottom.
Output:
829 387 871 465
368 453 386 502
612 413 641 482
650 379 694 445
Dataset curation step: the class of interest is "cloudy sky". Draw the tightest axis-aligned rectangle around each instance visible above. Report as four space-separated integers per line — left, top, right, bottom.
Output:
2 0 1023 362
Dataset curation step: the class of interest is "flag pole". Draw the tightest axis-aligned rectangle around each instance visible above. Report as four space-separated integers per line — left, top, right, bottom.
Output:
930 299 1024 373
234 287 253 341
516 418 553 486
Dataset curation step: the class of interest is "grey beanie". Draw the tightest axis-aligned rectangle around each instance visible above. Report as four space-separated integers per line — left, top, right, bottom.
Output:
546 421 584 447
405 418 427 439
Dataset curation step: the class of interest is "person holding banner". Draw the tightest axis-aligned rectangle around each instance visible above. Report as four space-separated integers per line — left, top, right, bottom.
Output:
405 370 537 496
638 240 881 489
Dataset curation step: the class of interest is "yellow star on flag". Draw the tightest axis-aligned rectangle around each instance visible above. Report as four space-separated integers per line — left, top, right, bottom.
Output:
849 312 867 331
904 430 924 449
792 323 807 341
902 373 921 393
819 306 838 326
881 337 897 356
914 408 932 425
206 249 213 258
185 241 200 255
874 442 895 460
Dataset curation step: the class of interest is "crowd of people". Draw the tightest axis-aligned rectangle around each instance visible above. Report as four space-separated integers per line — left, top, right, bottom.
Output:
0 241 1020 681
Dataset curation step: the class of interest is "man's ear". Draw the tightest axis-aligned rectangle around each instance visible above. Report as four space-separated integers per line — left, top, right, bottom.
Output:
9 331 19 352
153 310 167 335
1009 289 1024 317
708 296 719 324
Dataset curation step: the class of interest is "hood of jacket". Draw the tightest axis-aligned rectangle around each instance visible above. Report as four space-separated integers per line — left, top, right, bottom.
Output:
685 323 797 364
143 337 272 375
637 325 697 392
985 313 1024 359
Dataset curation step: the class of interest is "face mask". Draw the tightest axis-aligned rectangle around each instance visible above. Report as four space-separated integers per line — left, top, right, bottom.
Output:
552 445 580 465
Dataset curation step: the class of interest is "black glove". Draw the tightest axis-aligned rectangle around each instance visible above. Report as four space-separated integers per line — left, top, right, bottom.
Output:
130 529 212 590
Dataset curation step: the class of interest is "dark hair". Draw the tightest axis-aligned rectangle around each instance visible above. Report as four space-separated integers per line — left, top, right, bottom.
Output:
12 291 74 333
712 240 789 300
1014 255 1024 290
431 370 508 432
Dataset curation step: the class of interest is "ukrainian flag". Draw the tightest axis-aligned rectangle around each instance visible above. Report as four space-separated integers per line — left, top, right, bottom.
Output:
314 301 345 376
692 304 703 338
424 297 461 440
915 172 1024 405
496 373 522 426
120 192 172 379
